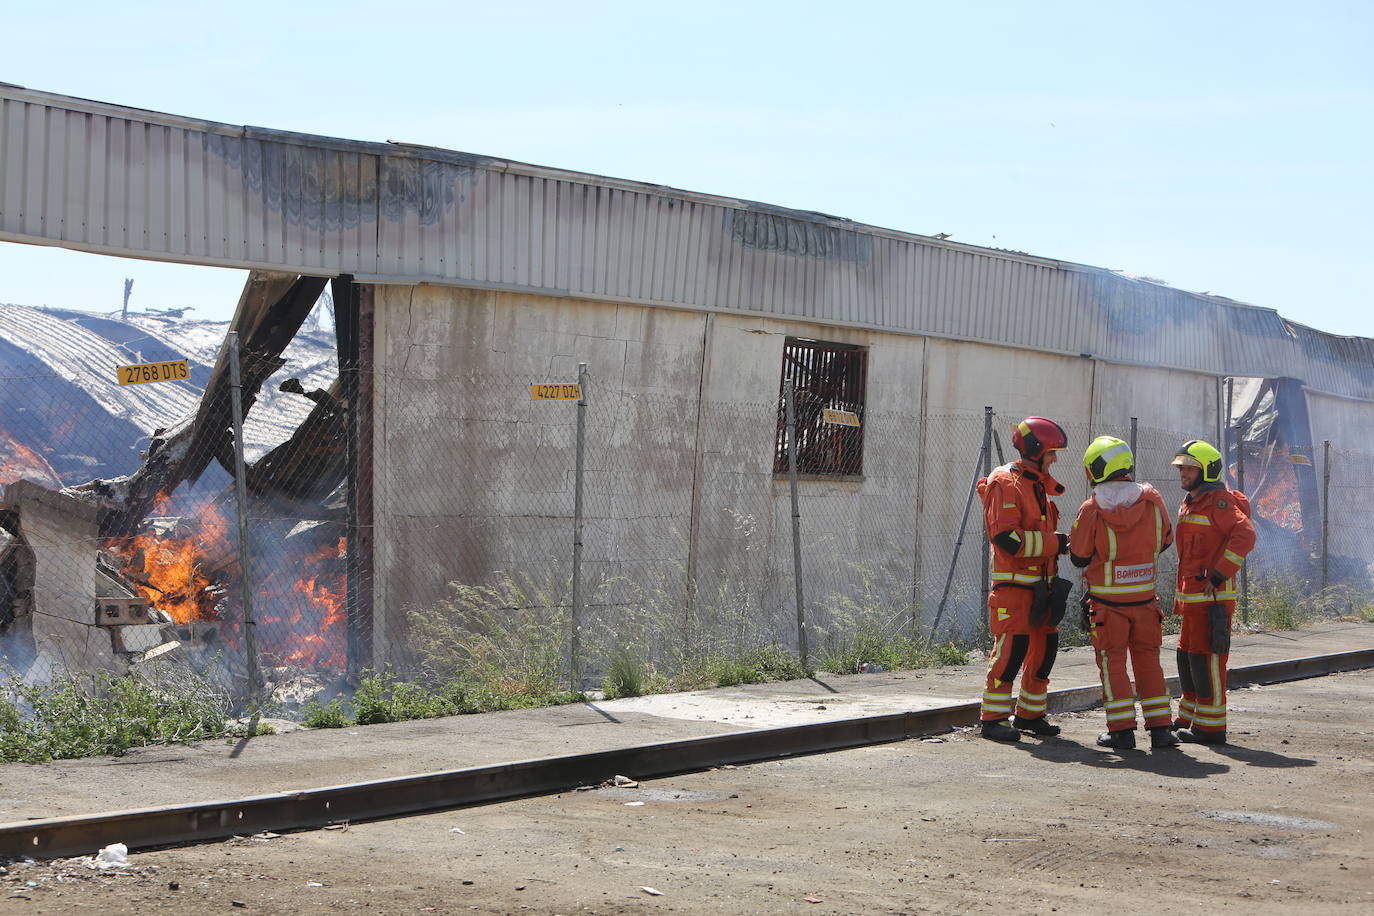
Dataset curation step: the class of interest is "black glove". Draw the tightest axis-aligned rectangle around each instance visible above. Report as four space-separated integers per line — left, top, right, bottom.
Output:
1207 602 1231 653
1078 593 1092 632
1047 576 1073 626
1208 570 1227 589
1056 532 1070 555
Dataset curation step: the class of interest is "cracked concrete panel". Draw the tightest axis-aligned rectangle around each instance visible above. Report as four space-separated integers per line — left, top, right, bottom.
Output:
914 338 1095 637
371 286 708 665
6 481 116 676
1092 363 1218 442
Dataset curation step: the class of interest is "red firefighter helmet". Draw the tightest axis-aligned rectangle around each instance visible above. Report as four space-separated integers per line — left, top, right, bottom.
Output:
1011 417 1068 461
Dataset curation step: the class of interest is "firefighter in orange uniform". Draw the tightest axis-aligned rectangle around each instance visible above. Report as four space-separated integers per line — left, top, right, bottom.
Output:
1069 436 1178 751
976 417 1070 742
1171 440 1256 745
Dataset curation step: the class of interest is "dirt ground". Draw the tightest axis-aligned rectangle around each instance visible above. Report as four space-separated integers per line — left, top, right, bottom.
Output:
2 669 1370 916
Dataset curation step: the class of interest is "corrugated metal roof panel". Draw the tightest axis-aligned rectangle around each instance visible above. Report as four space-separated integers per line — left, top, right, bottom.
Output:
2 84 1372 399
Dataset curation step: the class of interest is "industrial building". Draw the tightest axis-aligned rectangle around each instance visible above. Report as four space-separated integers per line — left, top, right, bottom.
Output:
2 82 1371 674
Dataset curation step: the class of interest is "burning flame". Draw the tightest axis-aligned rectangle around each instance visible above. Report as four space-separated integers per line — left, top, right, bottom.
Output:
119 495 231 625
0 433 63 488
1250 444 1303 532
277 537 347 668
110 493 349 669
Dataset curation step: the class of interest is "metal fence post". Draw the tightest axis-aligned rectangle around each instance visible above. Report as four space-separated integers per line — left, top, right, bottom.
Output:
227 332 259 710
784 379 808 669
1129 416 1138 457
1224 378 1234 477
928 432 991 641
980 407 992 642
571 363 587 693
1322 440 1331 590
1236 434 1248 624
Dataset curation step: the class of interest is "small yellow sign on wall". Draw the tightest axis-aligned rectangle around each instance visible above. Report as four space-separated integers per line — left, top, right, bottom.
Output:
821 408 860 427
116 359 190 386
530 383 583 400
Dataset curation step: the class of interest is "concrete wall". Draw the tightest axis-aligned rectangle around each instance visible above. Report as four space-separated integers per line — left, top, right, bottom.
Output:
692 315 928 645
369 285 1238 665
1305 391 1374 568
372 285 709 663
4 481 114 678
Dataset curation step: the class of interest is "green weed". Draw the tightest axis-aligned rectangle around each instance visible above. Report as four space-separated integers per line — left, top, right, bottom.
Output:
930 641 971 666
1248 576 1303 630
0 664 232 763
602 646 646 699
703 645 807 686
302 698 351 728
405 572 572 702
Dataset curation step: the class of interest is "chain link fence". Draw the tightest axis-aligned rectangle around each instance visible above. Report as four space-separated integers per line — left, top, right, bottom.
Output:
1 324 1371 717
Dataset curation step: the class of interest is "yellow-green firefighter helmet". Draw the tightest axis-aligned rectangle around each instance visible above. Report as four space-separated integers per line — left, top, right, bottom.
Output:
1171 439 1223 483
1084 435 1134 484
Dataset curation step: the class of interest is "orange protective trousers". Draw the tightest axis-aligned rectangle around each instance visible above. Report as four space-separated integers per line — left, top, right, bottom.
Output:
1086 599 1171 731
1174 602 1232 734
981 586 1058 722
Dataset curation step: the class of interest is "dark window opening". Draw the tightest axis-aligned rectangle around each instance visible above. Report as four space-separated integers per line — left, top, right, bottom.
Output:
774 338 867 476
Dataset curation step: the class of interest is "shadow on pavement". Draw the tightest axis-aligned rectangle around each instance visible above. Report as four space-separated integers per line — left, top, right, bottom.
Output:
1207 743 1316 769
1009 736 1230 778
578 701 622 724
228 710 261 759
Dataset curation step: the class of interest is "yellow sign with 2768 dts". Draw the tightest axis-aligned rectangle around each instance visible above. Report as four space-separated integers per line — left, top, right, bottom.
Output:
530 383 582 400
116 359 190 386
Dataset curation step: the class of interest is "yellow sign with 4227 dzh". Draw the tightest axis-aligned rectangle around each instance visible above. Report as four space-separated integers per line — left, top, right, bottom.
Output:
116 359 190 386
530 383 582 400
822 408 861 427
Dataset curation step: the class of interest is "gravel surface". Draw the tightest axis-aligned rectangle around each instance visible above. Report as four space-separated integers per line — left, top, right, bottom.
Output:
2 669 1370 915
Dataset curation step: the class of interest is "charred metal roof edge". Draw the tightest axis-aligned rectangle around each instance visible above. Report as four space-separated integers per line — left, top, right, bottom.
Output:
0 83 1300 321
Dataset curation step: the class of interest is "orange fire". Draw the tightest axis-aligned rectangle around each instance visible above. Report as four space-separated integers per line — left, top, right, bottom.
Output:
0 434 63 489
119 496 232 624
1251 444 1303 532
109 493 349 669
279 537 348 668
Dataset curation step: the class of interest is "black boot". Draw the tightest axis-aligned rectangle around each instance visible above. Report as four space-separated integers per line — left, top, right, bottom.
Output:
1149 726 1180 748
981 719 1021 743
1096 729 1135 750
1176 727 1225 745
1013 715 1061 737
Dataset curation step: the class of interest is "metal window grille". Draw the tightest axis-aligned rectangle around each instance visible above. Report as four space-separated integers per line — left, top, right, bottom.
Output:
774 338 867 476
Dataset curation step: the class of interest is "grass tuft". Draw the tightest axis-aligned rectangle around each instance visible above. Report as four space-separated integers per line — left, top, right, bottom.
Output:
0 663 232 763
602 646 646 699
302 698 351 729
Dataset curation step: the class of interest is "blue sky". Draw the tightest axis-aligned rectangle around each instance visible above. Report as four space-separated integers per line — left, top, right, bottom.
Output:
3 1 1372 336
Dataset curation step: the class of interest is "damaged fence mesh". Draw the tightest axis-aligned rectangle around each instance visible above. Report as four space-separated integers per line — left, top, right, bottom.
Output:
1 323 1372 719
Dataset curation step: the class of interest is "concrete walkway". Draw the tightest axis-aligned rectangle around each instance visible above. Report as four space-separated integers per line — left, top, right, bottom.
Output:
1 621 1370 823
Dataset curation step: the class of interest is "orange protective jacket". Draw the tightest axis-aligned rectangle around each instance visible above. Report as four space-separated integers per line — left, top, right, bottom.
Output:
1069 481 1173 603
978 460 1064 587
1174 484 1256 609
